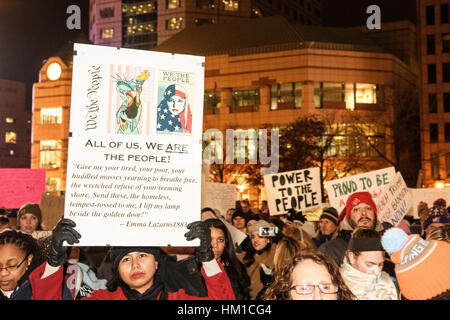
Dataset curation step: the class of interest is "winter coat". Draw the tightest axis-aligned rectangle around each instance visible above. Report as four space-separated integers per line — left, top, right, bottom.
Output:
82 260 236 300
319 218 385 266
0 262 73 300
238 243 277 300
340 257 398 300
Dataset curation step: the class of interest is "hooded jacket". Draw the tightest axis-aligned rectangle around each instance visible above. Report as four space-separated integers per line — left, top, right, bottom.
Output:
340 257 398 300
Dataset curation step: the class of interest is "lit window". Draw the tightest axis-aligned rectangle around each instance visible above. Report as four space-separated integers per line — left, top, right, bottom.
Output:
9 150 14 156
5 132 16 144
442 33 450 53
270 82 302 109
233 129 258 160
46 177 61 192
5 117 15 123
321 124 385 157
223 0 239 11
101 28 114 39
40 107 63 124
252 7 263 17
355 83 377 104
166 17 182 30
232 88 260 107
40 140 62 169
167 0 181 9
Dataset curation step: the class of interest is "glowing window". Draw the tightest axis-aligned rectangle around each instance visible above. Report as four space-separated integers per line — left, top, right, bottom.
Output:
223 0 239 11
166 17 182 30
40 107 63 124
40 140 62 169
167 0 181 9
5 132 16 144
5 117 15 123
355 83 377 104
101 28 114 39
46 177 61 192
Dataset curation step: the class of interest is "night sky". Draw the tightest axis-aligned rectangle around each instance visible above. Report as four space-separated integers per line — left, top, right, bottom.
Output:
0 0 90 111
0 0 415 112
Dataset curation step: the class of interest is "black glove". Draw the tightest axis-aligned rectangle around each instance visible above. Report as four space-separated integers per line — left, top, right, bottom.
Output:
259 265 274 286
48 218 81 267
184 221 214 263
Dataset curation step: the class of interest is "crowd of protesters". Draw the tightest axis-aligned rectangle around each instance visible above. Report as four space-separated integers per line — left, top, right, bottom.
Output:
0 193 449 300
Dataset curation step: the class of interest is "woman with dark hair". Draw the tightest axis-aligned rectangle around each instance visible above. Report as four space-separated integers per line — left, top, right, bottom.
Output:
264 249 355 300
44 219 236 300
238 220 278 300
203 218 250 300
0 230 71 299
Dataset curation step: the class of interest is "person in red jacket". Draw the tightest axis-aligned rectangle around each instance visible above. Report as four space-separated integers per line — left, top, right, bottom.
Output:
31 218 236 300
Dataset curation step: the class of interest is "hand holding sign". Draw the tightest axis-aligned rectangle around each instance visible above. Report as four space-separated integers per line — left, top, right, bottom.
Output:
48 218 81 267
185 221 214 262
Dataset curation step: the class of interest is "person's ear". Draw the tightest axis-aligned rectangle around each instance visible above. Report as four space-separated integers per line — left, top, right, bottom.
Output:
347 251 357 265
27 253 34 267
155 261 158 270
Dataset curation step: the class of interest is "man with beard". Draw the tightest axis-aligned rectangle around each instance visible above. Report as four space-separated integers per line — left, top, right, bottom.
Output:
318 192 385 266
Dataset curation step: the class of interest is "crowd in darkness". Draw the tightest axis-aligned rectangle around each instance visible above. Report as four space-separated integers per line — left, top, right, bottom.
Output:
0 193 449 300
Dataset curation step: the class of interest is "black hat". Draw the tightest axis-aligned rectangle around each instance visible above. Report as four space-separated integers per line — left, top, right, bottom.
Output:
319 207 339 225
110 247 161 270
232 210 246 221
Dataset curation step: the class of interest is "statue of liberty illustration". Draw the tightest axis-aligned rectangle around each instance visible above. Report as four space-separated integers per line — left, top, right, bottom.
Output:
114 70 150 134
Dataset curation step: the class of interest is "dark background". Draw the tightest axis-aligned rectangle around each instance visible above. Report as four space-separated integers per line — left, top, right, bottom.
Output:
0 0 416 111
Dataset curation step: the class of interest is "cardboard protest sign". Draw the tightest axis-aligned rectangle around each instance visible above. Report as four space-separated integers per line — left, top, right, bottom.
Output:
0 169 46 208
302 203 330 222
325 167 395 214
39 193 65 230
408 187 450 218
263 167 322 216
375 172 413 226
65 44 205 246
203 182 236 218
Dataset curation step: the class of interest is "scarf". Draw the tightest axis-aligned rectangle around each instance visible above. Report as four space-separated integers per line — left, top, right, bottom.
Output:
119 275 164 300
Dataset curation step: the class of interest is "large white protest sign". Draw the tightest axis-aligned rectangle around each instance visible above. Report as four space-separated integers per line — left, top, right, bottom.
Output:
325 167 395 214
375 172 413 226
263 167 322 216
409 187 450 218
203 182 237 218
65 44 205 246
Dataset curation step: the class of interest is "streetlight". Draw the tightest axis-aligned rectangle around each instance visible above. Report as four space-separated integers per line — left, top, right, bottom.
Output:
434 174 445 189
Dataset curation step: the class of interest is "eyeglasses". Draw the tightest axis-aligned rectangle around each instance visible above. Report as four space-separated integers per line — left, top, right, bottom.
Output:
0 255 29 273
291 283 339 295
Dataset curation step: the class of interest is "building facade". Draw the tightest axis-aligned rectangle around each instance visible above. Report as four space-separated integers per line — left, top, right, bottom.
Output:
89 0 323 49
155 16 418 206
417 0 450 188
0 79 30 168
31 57 72 193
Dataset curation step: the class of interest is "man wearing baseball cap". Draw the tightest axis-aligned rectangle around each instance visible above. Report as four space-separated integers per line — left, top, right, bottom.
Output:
318 192 385 266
